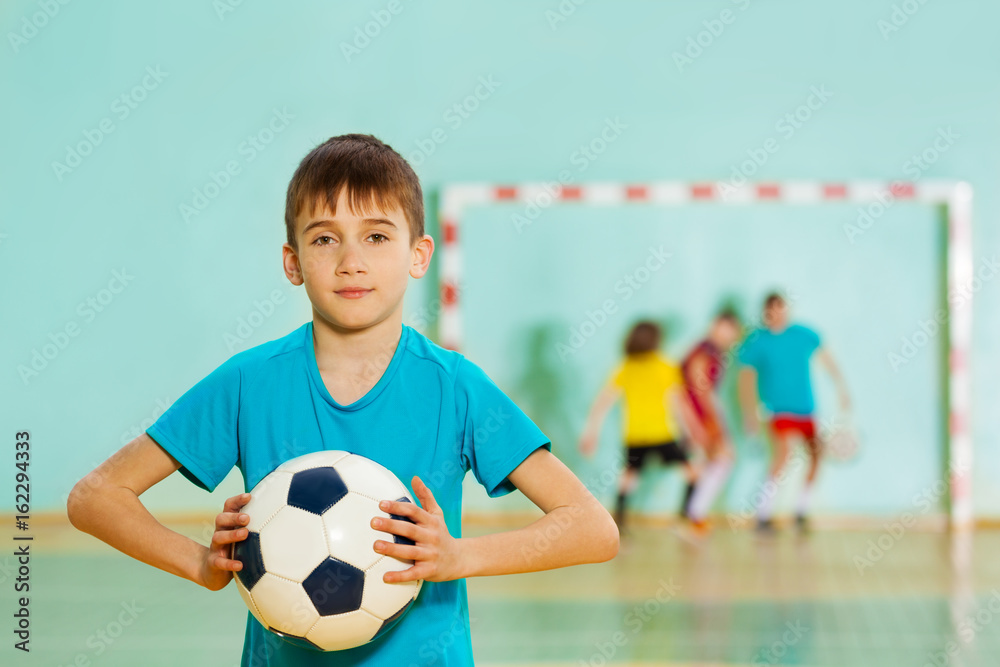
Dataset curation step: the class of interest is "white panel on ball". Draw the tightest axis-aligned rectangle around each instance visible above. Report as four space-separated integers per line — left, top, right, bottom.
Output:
260 506 328 581
321 492 391 571
360 556 421 620
335 454 410 502
250 573 320 637
243 471 294 532
306 609 383 651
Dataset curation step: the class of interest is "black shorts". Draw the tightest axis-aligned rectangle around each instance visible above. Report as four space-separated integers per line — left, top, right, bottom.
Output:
626 441 688 470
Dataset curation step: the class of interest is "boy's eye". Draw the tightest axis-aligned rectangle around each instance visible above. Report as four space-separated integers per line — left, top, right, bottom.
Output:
368 233 388 244
313 235 335 246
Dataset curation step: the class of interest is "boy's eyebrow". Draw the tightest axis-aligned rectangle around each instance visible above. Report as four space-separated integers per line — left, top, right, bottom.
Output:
302 218 398 235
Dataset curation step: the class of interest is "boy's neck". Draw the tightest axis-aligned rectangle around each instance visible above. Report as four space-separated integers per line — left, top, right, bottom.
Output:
311 311 404 378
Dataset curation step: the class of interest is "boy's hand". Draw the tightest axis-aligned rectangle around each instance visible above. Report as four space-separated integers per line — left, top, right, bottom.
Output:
371 477 465 584
199 492 251 591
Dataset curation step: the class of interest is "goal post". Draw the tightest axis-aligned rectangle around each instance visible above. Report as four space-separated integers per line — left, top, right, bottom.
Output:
437 179 974 530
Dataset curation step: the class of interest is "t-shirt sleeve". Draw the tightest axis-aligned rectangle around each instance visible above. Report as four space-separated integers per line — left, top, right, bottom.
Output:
455 357 552 498
145 355 242 493
800 325 822 353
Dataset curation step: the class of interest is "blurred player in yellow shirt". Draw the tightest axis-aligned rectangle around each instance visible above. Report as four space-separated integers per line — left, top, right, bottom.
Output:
580 321 697 528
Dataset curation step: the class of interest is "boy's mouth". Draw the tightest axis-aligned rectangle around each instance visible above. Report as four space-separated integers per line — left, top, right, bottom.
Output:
336 287 373 299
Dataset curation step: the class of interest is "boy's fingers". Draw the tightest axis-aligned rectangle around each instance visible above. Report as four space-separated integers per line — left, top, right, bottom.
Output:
379 499 423 519
223 493 251 513
373 541 422 562
214 554 244 572
411 476 440 514
213 527 250 545
216 511 250 530
383 563 426 584
372 517 420 541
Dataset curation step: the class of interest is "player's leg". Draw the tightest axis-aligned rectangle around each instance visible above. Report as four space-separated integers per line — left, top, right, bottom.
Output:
687 430 734 530
757 419 792 531
796 419 822 530
616 446 644 527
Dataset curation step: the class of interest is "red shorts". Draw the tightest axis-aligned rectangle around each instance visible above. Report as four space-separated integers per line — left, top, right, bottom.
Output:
770 415 816 440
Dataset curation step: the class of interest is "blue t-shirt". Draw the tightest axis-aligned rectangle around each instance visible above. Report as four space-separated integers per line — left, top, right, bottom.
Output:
146 321 550 667
736 324 821 416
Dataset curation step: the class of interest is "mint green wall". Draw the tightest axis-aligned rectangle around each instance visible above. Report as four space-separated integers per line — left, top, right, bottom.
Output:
3 1 997 518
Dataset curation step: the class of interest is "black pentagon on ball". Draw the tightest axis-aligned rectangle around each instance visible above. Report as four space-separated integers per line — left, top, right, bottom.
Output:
390 497 416 546
287 466 349 515
303 557 366 616
233 531 266 590
272 629 322 652
373 598 414 641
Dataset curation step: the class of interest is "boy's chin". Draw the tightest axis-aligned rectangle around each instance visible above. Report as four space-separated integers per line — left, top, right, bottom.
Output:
320 311 390 332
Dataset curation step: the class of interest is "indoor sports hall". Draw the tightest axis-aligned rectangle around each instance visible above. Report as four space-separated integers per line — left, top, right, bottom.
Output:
4 2 1000 666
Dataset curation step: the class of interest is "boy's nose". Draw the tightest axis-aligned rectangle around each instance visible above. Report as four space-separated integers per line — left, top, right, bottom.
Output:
336 245 367 274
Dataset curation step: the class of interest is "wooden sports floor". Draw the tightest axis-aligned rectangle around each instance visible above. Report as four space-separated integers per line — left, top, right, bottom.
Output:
11 519 1000 666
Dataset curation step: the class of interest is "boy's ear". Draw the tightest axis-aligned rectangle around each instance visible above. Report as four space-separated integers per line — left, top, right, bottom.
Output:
409 234 434 279
282 243 304 286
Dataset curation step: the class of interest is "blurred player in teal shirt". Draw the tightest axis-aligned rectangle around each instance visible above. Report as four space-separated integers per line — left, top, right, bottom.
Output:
737 292 850 532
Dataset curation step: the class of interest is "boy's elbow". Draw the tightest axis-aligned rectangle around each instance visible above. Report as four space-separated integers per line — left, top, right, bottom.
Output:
589 504 620 563
66 481 87 530
66 475 103 531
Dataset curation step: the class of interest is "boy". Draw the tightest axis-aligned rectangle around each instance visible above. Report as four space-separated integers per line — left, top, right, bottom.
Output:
67 134 619 666
579 321 697 529
678 308 742 533
737 292 850 532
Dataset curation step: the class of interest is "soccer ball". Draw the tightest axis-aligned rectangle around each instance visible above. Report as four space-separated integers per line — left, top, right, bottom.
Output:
231 450 422 651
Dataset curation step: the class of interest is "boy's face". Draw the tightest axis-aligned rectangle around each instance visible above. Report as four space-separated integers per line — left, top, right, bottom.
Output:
763 301 789 331
712 319 741 349
282 188 433 333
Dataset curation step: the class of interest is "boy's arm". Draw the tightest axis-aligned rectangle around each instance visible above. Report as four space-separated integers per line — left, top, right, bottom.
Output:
579 385 620 456
816 347 851 411
373 448 618 582
67 433 247 591
737 366 759 434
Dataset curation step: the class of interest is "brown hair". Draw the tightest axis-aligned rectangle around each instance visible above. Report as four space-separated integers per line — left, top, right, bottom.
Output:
624 321 662 355
763 291 786 310
715 306 741 327
284 134 424 251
